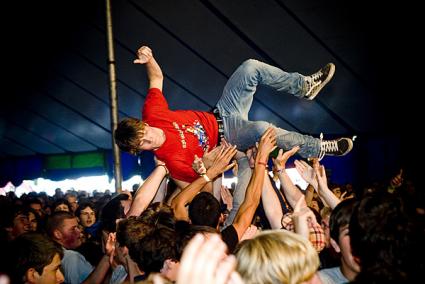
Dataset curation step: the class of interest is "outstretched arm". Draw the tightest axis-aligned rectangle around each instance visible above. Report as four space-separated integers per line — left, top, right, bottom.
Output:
273 147 306 209
232 127 276 240
126 163 168 217
134 46 163 91
171 145 237 221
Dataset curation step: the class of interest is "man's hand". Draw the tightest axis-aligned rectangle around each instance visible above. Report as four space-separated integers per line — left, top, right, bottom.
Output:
202 145 224 170
255 127 277 165
206 144 237 179
192 154 207 175
272 146 300 172
294 159 318 189
134 46 153 64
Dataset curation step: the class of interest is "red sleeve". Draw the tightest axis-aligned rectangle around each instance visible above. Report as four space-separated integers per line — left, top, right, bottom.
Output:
142 88 169 118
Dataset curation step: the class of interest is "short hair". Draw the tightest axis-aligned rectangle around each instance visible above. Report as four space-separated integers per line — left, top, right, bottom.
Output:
9 232 63 284
99 193 129 233
140 202 176 229
349 192 419 282
329 198 356 241
188 192 221 228
131 226 177 274
45 211 76 237
116 216 154 249
75 201 96 219
52 198 71 212
114 117 147 155
236 229 319 284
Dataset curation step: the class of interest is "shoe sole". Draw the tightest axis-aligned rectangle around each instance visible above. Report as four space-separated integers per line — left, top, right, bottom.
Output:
306 63 335 100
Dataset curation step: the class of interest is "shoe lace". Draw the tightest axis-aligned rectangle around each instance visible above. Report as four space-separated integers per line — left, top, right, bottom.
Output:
310 69 323 83
305 70 324 95
318 133 338 160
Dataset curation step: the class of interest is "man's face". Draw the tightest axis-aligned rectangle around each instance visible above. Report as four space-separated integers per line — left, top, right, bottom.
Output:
66 196 78 213
137 126 164 151
57 218 81 249
79 207 96 228
338 225 361 273
31 253 64 284
30 203 43 216
12 213 30 238
28 212 38 232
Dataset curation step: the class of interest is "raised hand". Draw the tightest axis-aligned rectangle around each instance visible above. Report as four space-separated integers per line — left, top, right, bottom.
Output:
202 145 224 169
313 160 328 191
206 144 237 179
134 46 153 64
390 168 404 188
255 127 277 165
177 234 243 284
220 185 233 211
192 154 207 175
294 159 318 189
272 146 300 172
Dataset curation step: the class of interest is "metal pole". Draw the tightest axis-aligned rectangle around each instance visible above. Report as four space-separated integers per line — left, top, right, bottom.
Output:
105 0 122 193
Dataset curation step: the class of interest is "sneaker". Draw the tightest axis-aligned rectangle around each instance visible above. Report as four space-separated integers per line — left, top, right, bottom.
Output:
318 137 353 160
303 63 335 100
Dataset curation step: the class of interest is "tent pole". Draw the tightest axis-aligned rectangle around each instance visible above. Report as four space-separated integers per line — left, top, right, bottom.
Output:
105 0 122 193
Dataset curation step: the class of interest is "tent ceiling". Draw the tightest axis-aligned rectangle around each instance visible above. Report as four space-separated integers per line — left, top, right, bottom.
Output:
1 0 416 160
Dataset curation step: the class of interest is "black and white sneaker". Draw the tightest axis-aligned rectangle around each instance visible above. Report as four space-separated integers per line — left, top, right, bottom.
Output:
303 63 335 100
319 136 353 160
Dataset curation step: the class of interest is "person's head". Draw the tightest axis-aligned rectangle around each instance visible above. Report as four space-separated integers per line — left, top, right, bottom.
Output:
27 199 44 217
1 206 31 241
10 232 64 284
75 202 96 228
236 229 319 284
52 199 71 213
349 192 420 282
99 193 129 234
64 193 78 213
27 208 41 232
46 211 81 249
140 202 176 229
115 117 157 154
188 192 221 229
131 226 178 277
329 198 360 280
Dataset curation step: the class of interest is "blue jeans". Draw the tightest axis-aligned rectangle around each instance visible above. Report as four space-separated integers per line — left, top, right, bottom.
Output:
216 59 320 158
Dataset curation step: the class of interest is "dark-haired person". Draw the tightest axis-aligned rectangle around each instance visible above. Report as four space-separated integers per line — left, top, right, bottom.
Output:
9 232 64 284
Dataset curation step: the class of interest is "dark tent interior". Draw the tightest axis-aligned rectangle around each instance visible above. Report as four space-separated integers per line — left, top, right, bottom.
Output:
1 0 420 189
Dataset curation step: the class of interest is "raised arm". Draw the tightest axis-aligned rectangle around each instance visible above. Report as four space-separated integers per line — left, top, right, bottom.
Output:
261 175 285 229
134 46 163 91
273 147 306 209
126 163 168 217
171 145 237 221
232 127 276 240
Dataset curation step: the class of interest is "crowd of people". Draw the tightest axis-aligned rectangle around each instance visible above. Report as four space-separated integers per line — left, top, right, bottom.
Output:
0 45 423 284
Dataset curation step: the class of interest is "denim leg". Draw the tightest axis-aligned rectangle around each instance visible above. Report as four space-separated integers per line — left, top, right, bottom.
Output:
223 156 252 229
223 116 320 159
216 59 305 119
215 59 319 158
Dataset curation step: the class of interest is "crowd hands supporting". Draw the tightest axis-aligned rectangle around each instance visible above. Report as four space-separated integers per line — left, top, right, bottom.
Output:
1 45 423 284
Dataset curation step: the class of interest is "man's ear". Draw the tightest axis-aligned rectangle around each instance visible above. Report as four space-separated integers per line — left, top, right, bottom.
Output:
25 267 40 284
53 228 62 240
329 237 341 253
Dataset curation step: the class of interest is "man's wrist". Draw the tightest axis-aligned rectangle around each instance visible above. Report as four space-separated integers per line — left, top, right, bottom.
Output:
200 173 211 182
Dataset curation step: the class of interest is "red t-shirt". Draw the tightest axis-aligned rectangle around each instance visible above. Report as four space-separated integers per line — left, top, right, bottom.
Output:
142 88 218 183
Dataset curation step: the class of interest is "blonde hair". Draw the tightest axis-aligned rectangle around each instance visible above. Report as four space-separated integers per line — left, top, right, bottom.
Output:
236 229 319 284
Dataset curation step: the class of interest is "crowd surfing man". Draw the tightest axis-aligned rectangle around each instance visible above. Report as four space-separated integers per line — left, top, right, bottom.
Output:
114 46 353 186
